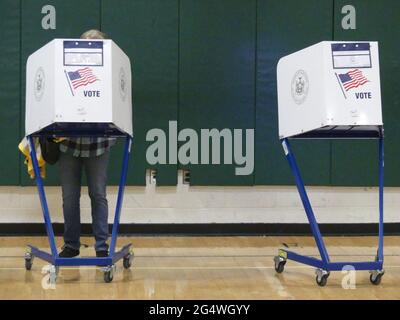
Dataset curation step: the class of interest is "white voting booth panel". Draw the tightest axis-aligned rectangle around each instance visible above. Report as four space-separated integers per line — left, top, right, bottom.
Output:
26 39 132 136
277 41 382 139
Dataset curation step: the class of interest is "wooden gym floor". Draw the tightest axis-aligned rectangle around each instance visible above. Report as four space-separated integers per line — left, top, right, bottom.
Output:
0 236 399 300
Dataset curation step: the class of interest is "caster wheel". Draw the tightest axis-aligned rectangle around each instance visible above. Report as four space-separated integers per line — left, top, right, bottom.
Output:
103 265 115 283
49 273 57 285
123 252 134 269
25 257 33 271
315 269 330 287
316 274 329 287
273 254 287 274
48 265 58 285
104 271 113 283
274 259 286 274
370 271 384 285
24 252 34 271
25 259 33 271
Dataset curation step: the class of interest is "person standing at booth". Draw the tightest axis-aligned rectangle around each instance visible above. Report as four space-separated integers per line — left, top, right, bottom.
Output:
58 29 115 258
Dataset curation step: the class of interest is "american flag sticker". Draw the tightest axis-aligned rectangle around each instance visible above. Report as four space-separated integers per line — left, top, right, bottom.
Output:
64 67 99 96
338 69 369 91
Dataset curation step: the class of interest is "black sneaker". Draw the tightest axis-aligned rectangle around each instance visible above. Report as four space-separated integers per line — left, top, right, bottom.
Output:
96 250 109 258
59 247 80 258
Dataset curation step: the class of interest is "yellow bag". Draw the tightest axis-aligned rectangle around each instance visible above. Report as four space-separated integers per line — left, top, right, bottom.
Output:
18 137 46 179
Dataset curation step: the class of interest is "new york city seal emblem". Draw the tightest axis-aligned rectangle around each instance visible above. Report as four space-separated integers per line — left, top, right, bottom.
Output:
291 69 309 105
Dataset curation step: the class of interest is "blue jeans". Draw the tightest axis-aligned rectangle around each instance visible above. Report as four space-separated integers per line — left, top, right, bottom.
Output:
59 150 110 252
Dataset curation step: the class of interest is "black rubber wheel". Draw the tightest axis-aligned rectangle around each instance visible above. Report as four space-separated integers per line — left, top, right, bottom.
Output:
370 273 383 285
25 258 33 271
123 255 132 269
275 260 286 274
104 271 114 283
316 274 328 287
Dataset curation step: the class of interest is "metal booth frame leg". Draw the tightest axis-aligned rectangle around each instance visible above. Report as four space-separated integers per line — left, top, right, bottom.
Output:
109 135 134 266
27 135 58 263
274 135 384 286
377 133 384 263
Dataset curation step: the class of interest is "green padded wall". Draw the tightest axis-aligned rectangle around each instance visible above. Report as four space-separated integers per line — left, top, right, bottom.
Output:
101 0 179 186
20 0 101 186
332 0 400 186
0 0 398 187
255 0 334 186
179 0 256 185
0 0 20 185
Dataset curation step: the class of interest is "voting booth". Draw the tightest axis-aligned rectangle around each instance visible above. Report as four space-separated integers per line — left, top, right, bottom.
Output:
277 41 382 139
26 39 132 137
274 41 384 286
24 39 134 284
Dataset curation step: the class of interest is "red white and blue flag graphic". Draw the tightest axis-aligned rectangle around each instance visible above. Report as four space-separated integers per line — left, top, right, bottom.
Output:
67 67 99 90
338 69 369 91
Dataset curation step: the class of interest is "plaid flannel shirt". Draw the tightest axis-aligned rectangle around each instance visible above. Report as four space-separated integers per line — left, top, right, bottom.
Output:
59 137 116 157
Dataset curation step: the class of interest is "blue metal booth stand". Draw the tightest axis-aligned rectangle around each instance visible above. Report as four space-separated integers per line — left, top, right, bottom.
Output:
24 124 134 284
273 127 385 286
